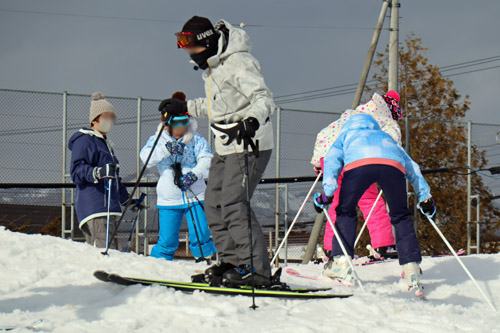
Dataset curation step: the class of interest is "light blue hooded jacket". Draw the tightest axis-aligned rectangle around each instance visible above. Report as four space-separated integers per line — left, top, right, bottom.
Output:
323 113 431 202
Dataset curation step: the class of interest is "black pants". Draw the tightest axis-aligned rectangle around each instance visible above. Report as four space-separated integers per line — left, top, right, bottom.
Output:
332 164 422 265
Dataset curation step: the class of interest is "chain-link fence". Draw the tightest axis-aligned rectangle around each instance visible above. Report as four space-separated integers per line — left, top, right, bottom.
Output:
1 88 499 262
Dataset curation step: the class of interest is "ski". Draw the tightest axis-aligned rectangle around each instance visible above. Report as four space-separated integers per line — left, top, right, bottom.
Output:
0 319 43 331
94 270 353 299
431 249 465 257
354 258 394 266
285 268 353 287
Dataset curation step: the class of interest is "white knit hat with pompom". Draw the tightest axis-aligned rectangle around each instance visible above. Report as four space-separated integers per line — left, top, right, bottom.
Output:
89 92 115 123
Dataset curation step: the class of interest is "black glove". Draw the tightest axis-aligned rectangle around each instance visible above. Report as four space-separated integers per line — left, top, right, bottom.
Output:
158 98 188 124
95 163 117 179
130 193 147 212
313 192 333 213
210 117 260 155
240 117 260 139
419 199 436 217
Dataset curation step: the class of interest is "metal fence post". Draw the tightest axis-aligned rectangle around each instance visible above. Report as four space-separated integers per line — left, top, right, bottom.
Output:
476 195 480 254
61 91 67 238
274 107 281 265
136 97 142 253
467 121 472 254
470 194 480 254
143 186 149 255
284 184 289 266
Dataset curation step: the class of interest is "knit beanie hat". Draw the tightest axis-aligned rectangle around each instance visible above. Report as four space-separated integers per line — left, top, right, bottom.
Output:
182 16 214 35
385 90 400 103
382 90 402 120
89 92 115 123
171 91 186 102
181 16 216 46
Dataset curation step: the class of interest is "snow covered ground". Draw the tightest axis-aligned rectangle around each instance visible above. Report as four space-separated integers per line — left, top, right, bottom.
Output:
1 227 499 332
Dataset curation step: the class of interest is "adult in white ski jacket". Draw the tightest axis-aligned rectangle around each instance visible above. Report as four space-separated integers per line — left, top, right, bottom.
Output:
172 16 274 286
187 19 275 156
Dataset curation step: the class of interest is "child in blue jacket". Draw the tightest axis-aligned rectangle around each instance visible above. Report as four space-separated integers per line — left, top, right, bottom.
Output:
140 92 216 261
69 92 130 248
314 112 436 293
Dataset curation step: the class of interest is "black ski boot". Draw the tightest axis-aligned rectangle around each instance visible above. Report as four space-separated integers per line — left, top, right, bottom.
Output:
193 261 236 286
375 245 398 259
194 256 213 264
222 264 271 288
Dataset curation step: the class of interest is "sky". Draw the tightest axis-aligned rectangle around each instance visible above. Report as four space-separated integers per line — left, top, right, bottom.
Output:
1 0 499 123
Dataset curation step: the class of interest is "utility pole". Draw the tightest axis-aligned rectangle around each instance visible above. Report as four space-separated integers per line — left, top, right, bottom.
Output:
351 0 391 109
388 0 400 91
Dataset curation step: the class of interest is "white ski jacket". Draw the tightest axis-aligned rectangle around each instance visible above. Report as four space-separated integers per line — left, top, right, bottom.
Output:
187 20 275 156
140 121 212 207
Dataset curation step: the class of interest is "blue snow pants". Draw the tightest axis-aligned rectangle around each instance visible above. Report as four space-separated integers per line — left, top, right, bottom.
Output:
331 164 422 265
150 201 217 260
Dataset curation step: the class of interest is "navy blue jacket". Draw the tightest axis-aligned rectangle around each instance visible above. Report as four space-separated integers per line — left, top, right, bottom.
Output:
68 128 129 227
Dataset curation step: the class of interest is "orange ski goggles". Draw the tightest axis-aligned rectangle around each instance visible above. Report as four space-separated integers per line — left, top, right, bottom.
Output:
176 32 196 49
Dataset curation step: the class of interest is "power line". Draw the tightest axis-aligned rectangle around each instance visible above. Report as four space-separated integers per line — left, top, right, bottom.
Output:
0 8 183 24
274 81 375 100
446 65 500 78
0 8 379 31
277 87 364 104
243 23 380 31
276 54 500 105
440 55 500 70
441 58 500 73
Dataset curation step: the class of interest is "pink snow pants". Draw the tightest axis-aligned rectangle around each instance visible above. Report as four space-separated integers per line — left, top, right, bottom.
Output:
321 161 395 251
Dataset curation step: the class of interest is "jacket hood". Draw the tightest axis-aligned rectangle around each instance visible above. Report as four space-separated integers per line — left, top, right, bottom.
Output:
355 93 393 121
68 128 107 150
207 20 251 68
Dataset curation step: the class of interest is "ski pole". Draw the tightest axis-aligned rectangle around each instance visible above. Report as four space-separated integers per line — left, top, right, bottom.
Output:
105 178 113 249
323 207 364 291
125 213 139 253
243 136 258 310
184 191 209 264
188 187 205 211
102 125 165 255
353 190 383 248
422 210 496 311
125 192 147 253
271 172 322 266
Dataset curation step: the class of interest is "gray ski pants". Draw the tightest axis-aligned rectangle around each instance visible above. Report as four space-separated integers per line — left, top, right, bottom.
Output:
82 216 118 249
204 150 272 277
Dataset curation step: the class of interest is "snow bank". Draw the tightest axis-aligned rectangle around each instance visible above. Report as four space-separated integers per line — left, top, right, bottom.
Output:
0 227 499 332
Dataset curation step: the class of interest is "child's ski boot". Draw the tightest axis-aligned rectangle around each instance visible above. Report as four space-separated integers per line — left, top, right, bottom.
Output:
402 262 425 299
322 255 354 286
